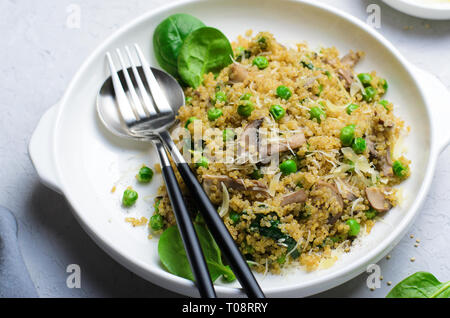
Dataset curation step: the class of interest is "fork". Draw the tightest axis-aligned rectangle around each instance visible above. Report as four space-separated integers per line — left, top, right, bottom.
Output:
106 44 265 298
106 47 216 298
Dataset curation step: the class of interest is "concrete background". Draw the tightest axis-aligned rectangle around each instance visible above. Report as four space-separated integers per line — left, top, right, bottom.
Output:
0 0 449 297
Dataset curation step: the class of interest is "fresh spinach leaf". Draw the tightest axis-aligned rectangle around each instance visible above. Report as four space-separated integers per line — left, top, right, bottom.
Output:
153 14 205 77
250 213 300 259
387 271 450 298
178 27 233 88
158 224 236 282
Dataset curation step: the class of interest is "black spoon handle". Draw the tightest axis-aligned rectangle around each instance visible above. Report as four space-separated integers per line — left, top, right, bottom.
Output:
154 139 216 298
159 131 265 298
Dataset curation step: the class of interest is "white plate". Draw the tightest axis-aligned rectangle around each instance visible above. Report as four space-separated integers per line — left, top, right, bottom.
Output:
29 0 450 297
383 0 450 20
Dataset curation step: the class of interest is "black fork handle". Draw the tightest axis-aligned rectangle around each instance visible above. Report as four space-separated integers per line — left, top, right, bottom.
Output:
175 162 265 298
154 140 216 298
159 131 265 298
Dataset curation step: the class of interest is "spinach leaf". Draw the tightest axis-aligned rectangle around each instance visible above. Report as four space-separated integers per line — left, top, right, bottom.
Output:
387 271 450 298
153 14 205 77
250 213 301 259
158 224 236 282
178 27 233 88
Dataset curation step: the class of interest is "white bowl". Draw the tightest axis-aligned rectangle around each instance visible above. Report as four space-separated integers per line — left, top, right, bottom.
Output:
28 0 450 297
383 0 450 20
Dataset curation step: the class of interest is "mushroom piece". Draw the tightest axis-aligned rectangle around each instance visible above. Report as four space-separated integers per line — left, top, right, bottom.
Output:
280 189 307 207
229 63 248 83
366 139 378 158
202 175 268 196
340 51 362 68
328 212 343 226
316 181 344 210
381 148 394 177
335 179 358 201
237 119 263 164
365 187 392 212
238 119 263 151
337 68 354 91
260 131 306 161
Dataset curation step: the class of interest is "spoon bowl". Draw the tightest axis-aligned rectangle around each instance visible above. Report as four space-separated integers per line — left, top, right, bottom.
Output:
96 66 185 140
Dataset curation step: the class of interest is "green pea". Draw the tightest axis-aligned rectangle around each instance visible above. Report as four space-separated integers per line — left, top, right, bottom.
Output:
357 73 373 87
276 85 292 100
346 219 360 237
196 156 209 168
280 159 297 175
277 255 286 265
229 211 241 224
213 91 227 104
185 116 198 128
310 106 326 123
223 129 236 142
380 78 388 91
363 86 377 102
238 100 254 117
301 61 314 70
136 166 154 183
252 56 269 69
346 103 359 115
393 160 408 178
207 107 223 121
185 96 193 105
340 125 356 147
269 105 286 121
352 137 367 154
365 208 378 220
150 214 164 231
240 93 252 100
379 99 390 111
122 188 138 207
250 169 263 180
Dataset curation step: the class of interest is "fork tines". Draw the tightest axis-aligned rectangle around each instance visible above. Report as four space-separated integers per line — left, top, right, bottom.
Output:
106 44 173 131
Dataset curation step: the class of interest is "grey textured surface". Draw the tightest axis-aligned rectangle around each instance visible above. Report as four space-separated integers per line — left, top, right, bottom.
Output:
0 0 449 298
0 206 38 298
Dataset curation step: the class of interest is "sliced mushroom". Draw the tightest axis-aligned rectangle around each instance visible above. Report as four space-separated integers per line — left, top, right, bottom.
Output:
280 189 307 207
381 148 393 177
202 175 268 196
337 68 354 91
229 63 248 83
366 139 378 158
335 179 358 201
260 131 306 160
316 181 344 209
328 212 343 226
237 119 263 164
365 187 392 212
340 51 362 68
238 119 263 151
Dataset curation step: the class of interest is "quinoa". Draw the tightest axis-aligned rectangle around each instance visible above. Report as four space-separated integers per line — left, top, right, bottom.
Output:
154 32 410 273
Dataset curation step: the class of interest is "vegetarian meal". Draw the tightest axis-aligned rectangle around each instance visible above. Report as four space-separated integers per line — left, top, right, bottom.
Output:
121 14 411 282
